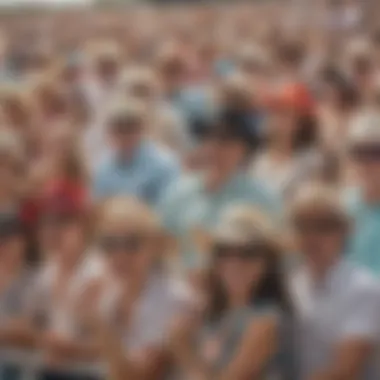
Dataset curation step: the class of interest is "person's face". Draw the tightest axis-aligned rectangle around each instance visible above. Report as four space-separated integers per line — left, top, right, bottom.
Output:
214 241 267 298
0 158 18 199
292 212 346 267
109 119 145 153
203 136 247 173
268 107 298 141
95 59 119 84
39 216 85 259
350 143 380 191
99 224 157 281
0 233 25 270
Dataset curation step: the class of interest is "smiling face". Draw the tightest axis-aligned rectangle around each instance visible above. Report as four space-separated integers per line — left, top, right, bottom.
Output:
213 241 268 300
97 198 161 283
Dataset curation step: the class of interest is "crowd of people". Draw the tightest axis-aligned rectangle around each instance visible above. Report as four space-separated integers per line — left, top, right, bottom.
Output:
0 0 380 379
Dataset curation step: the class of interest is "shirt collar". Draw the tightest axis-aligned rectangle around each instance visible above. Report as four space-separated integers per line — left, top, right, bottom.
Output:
200 170 247 197
113 140 149 169
303 258 348 295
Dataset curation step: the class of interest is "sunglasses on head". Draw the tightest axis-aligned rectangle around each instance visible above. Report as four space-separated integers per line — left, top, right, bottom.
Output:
213 242 266 261
350 145 380 162
98 234 146 254
293 217 344 235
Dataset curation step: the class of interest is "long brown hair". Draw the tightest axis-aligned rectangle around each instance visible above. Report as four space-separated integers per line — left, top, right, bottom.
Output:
206 234 292 322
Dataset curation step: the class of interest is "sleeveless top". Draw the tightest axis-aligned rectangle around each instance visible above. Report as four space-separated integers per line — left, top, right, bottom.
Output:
199 304 296 380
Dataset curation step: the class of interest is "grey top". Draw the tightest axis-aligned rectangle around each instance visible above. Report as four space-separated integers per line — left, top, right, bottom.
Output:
198 304 295 380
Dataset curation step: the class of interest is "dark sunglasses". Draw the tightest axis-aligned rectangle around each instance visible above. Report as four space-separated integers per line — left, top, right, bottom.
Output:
293 218 344 235
98 234 145 253
350 145 380 162
213 242 266 261
110 120 143 135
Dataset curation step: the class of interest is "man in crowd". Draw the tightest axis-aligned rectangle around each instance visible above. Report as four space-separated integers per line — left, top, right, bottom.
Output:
92 100 179 204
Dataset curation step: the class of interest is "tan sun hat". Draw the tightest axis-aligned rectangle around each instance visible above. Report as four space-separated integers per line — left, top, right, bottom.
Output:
193 204 278 255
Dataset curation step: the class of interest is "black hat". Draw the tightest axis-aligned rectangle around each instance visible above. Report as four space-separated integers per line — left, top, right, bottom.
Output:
205 108 263 151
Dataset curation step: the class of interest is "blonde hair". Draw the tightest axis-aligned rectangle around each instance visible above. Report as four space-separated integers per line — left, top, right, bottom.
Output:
287 183 348 223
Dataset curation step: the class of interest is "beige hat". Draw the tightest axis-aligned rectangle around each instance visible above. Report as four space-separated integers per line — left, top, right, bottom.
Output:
194 204 276 254
347 110 380 146
106 98 147 128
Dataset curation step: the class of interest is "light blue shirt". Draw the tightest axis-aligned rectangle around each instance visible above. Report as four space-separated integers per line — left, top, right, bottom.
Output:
158 172 281 270
92 141 179 205
346 188 380 276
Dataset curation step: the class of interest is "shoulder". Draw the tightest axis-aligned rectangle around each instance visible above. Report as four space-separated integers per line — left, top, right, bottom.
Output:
94 154 115 177
342 187 363 216
346 265 380 299
160 174 201 203
144 142 179 171
243 177 282 214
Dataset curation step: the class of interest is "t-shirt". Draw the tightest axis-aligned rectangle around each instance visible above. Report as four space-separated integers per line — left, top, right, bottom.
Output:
345 188 380 276
291 261 380 380
159 172 281 271
198 304 294 380
100 272 194 354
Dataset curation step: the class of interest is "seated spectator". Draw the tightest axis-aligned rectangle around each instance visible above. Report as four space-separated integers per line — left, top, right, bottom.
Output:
159 107 280 272
83 197 194 380
33 202 103 380
346 111 380 275
0 212 37 380
92 100 179 205
170 204 294 379
251 82 320 198
289 184 380 380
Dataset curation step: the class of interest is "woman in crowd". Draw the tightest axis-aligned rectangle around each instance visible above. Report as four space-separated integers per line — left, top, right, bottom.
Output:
0 212 37 380
251 82 320 198
32 199 103 380
83 196 194 380
289 184 380 380
169 204 294 380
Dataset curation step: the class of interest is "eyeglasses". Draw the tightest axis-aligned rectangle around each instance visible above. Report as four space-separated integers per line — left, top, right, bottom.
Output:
293 218 344 235
350 145 380 163
98 234 146 254
212 242 266 261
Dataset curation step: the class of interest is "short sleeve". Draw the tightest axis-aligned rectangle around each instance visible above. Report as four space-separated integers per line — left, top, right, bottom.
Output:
339 284 380 342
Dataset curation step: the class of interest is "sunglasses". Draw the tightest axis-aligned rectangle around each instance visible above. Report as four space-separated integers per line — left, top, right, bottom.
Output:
98 234 146 253
213 242 266 261
350 145 380 162
111 120 143 135
293 218 344 235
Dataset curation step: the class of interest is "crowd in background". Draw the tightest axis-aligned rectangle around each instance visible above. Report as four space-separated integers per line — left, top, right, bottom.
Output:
1 0 380 379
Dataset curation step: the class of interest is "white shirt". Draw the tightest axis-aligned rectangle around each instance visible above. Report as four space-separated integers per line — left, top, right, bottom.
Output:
100 272 194 354
291 260 380 380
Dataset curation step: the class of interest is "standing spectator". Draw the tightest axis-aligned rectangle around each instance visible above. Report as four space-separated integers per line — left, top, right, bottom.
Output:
346 111 380 275
92 100 179 205
289 184 380 380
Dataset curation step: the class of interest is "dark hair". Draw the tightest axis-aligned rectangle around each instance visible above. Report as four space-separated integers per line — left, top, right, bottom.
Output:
319 65 359 110
293 114 319 151
206 239 292 322
276 41 305 69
